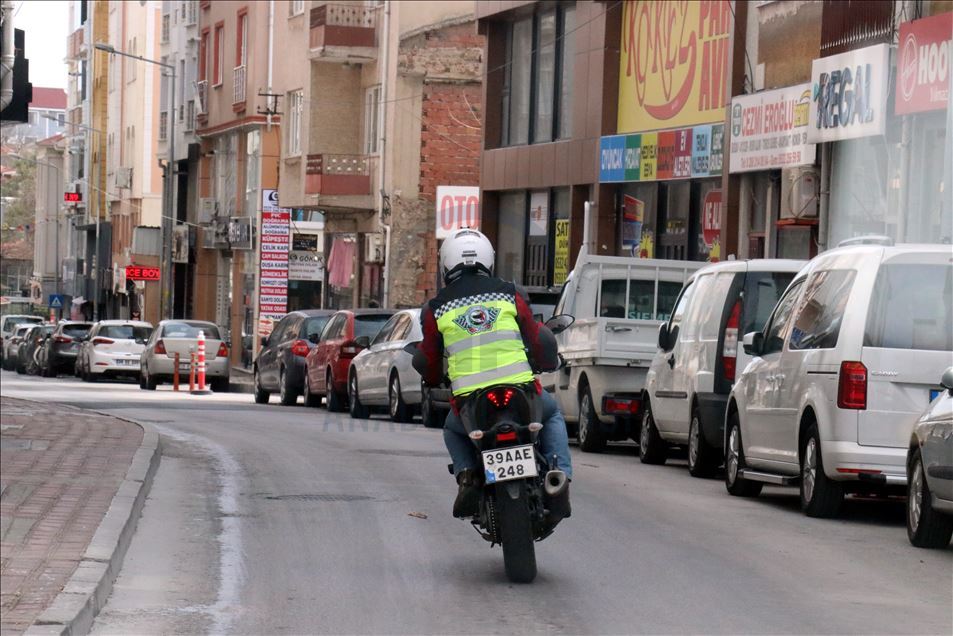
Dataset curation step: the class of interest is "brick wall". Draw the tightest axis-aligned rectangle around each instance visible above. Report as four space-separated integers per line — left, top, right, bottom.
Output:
389 20 484 308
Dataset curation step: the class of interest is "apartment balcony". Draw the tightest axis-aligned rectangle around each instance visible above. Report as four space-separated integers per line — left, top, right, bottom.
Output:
159 111 169 141
195 80 208 115
305 154 372 196
309 4 379 64
68 27 85 60
232 65 246 108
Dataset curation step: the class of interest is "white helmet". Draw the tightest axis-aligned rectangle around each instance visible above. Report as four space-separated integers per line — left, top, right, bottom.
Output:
440 228 495 283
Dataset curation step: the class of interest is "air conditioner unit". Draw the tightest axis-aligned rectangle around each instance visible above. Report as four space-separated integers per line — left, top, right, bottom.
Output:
780 166 819 220
115 167 133 189
199 197 218 223
365 233 384 263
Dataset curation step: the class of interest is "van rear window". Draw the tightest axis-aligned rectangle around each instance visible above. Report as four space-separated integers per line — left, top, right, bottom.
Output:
742 272 796 336
864 263 953 352
598 279 685 321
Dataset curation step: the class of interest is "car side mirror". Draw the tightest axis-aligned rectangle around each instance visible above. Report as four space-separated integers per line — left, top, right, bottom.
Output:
354 335 371 348
742 331 763 356
308 333 320 345
658 324 670 350
941 367 953 395
260 335 270 347
403 341 420 355
545 314 574 335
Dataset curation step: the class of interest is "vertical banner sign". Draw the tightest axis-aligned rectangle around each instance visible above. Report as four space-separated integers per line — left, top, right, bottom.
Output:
258 189 290 337
895 13 952 115
529 191 549 236
436 186 480 240
553 220 571 286
702 189 722 262
622 195 644 256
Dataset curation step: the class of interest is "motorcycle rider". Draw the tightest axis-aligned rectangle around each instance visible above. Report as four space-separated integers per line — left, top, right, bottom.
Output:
417 228 573 518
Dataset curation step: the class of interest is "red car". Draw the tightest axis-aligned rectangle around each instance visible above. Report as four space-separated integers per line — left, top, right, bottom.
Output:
305 309 394 411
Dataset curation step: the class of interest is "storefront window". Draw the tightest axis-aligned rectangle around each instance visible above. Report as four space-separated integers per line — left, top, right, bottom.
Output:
526 190 550 286
829 136 889 245
497 192 526 283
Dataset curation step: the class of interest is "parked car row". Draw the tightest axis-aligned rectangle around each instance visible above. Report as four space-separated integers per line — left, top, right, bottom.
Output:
553 240 951 549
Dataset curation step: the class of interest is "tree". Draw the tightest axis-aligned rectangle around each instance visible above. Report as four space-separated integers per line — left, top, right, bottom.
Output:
0 154 36 244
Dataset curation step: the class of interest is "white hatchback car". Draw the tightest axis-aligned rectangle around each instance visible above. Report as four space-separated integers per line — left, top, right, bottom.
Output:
725 243 953 517
642 259 804 476
80 320 154 381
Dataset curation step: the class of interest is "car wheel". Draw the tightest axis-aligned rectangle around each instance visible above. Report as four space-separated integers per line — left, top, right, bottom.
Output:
389 373 413 423
687 408 719 478
421 384 446 429
577 386 607 453
348 371 370 419
279 368 298 406
800 423 844 518
638 399 667 465
907 448 953 548
253 367 271 404
724 412 763 497
303 373 320 408
141 365 157 391
326 369 345 412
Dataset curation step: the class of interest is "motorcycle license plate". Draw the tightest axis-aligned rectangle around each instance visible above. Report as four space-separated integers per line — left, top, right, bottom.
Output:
482 444 537 484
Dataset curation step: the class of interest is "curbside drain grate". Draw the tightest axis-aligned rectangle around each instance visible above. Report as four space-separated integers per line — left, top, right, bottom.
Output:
263 494 374 502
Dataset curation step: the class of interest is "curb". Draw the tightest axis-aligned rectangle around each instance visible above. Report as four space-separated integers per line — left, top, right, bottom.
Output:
24 419 162 636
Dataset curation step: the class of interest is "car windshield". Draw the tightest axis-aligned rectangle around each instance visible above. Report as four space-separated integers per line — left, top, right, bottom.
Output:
62 324 92 338
161 322 221 339
100 325 154 341
304 317 330 339
354 315 392 339
864 263 953 352
742 272 797 336
4 316 42 332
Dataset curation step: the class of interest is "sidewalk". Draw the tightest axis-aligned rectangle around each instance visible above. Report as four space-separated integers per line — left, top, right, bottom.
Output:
0 398 144 635
230 365 254 394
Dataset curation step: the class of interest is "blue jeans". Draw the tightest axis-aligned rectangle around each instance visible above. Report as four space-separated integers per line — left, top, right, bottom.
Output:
443 389 573 480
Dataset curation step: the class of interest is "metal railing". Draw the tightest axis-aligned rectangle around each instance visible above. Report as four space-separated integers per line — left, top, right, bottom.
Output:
159 111 169 140
232 65 246 104
305 154 371 176
310 3 379 29
196 80 208 114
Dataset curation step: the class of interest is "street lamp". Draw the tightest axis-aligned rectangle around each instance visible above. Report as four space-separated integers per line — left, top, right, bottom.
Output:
95 41 176 320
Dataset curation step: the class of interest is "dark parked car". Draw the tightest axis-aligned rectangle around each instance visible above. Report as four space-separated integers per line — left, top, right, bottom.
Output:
41 321 93 376
254 310 335 405
305 310 394 412
17 324 55 375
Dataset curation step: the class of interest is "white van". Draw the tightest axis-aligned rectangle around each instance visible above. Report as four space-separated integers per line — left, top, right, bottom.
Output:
726 243 953 518
641 260 805 476
546 253 702 451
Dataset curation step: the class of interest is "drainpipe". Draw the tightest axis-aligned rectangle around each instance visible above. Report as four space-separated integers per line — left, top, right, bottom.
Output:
378 2 391 308
266 0 274 131
0 0 14 111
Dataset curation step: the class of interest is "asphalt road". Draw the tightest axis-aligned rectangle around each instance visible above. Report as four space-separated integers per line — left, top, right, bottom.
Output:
2 371 951 635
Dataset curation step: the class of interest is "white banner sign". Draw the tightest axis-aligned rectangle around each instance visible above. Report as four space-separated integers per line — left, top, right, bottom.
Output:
436 186 480 240
288 251 324 281
258 189 290 330
808 44 891 143
729 84 817 173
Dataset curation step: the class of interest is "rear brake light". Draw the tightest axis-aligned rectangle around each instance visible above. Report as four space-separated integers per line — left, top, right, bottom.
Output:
154 339 166 355
496 431 517 442
92 337 114 347
722 299 741 382
217 342 229 357
54 335 73 343
837 361 867 410
603 396 640 415
340 341 362 357
487 388 515 408
290 339 309 357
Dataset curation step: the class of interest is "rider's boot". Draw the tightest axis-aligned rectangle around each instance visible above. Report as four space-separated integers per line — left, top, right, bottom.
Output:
452 468 481 518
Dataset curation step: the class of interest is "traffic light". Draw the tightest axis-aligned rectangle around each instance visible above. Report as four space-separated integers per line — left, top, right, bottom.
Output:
0 28 32 123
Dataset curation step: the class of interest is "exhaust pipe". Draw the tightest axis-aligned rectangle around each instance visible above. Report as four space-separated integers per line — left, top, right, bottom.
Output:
544 469 568 497
543 470 571 522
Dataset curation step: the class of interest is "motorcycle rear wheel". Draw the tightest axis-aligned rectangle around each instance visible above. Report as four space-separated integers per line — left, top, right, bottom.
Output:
496 484 537 583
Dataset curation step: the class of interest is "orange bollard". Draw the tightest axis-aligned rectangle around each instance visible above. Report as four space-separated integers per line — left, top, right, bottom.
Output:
173 352 180 391
191 331 212 395
189 352 196 392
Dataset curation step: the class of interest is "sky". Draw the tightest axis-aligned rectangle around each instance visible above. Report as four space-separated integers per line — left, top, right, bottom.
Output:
14 0 69 90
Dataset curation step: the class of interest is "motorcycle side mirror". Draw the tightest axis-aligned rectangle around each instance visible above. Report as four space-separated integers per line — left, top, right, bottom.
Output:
545 314 574 335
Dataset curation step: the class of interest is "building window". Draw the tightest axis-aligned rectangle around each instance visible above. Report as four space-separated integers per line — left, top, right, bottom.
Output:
502 3 576 147
363 85 380 155
290 0 305 16
287 89 303 156
199 29 209 81
236 12 247 67
497 192 527 283
213 24 224 86
126 38 137 82
161 13 170 43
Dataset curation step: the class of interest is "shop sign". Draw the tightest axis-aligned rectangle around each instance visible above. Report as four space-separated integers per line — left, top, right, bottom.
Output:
808 44 891 143
125 265 161 281
729 83 816 173
228 217 254 250
288 251 324 282
258 189 289 334
896 13 951 115
618 0 731 133
292 233 319 251
599 124 725 183
436 186 480 240
553 220 570 286
702 189 722 262
529 191 549 236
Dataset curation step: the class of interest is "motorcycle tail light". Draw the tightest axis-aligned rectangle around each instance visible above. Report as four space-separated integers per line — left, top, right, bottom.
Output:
487 388 514 408
496 430 517 442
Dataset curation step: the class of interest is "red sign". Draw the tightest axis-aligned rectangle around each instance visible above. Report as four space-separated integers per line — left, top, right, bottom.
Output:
702 190 722 249
64 192 82 203
896 13 952 115
125 265 161 281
